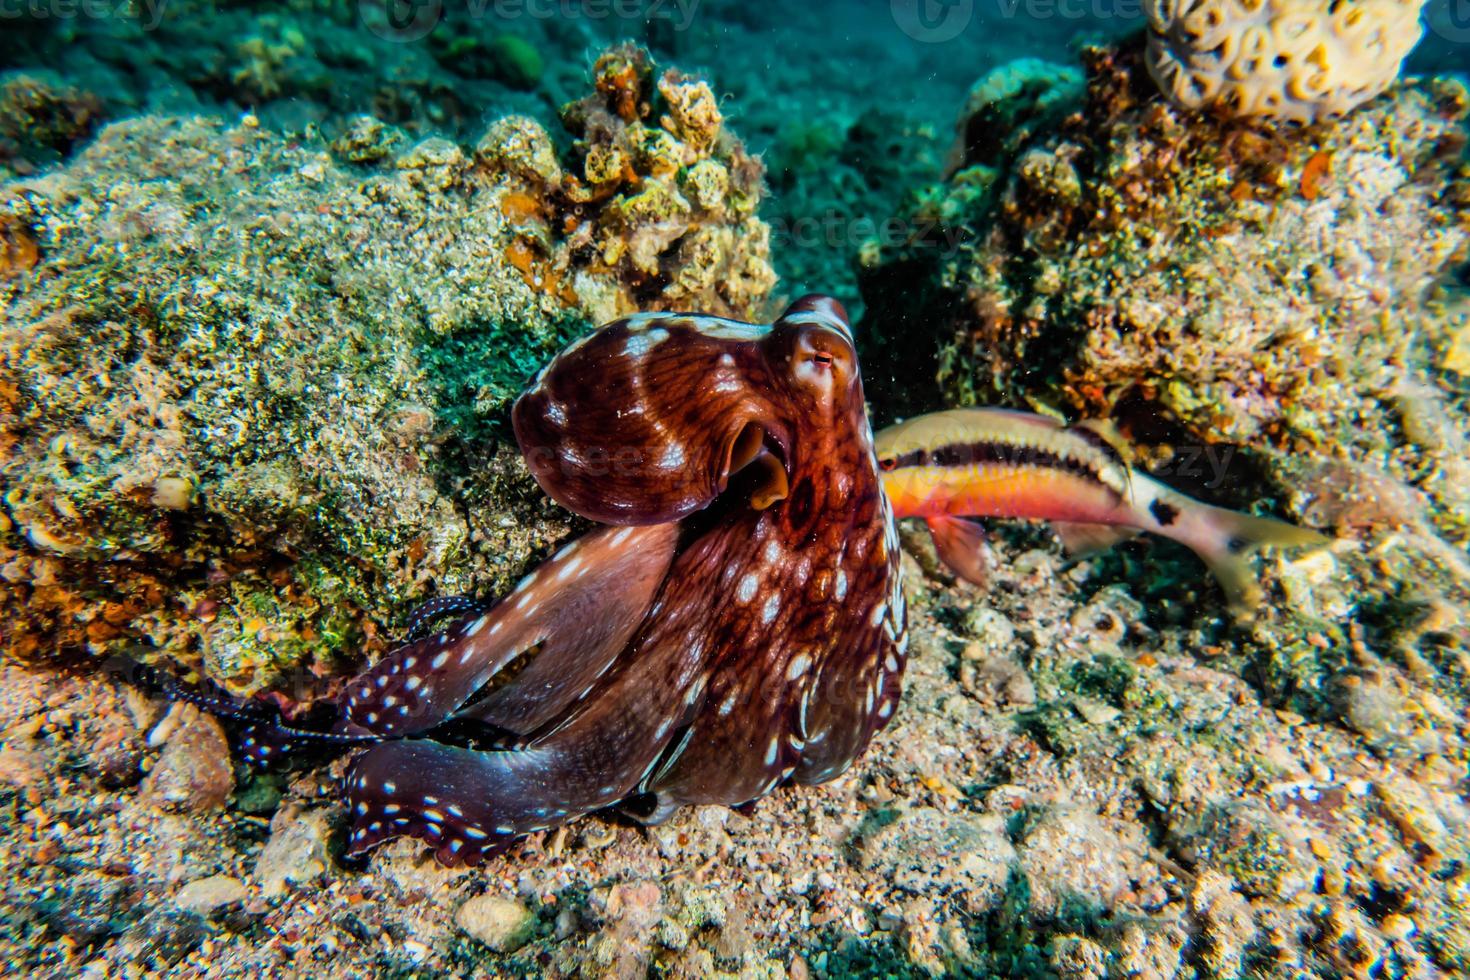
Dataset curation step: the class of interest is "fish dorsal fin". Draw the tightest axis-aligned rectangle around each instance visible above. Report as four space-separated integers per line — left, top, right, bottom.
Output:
1071 418 1135 466
1068 418 1135 500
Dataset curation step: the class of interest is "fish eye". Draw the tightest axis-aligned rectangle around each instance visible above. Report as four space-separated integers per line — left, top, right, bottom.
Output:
878 457 896 471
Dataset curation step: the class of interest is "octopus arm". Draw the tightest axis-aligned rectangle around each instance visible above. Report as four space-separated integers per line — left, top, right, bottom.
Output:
338 523 679 739
513 317 792 526
792 614 904 787
345 605 708 866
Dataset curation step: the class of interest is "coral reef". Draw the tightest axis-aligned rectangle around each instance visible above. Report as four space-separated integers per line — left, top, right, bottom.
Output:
0 47 774 692
478 44 776 323
1145 0 1428 122
1 5 1468 978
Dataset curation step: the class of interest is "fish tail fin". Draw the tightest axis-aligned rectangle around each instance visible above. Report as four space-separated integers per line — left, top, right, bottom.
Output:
1184 505 1331 614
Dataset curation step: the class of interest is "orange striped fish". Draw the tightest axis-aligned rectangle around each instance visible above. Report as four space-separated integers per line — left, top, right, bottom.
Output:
876 408 1327 611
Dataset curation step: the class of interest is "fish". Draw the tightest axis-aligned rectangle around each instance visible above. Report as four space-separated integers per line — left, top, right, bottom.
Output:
241 294 910 866
875 407 1328 611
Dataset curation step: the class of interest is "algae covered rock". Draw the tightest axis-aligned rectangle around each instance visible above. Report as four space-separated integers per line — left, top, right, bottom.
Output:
0 47 775 692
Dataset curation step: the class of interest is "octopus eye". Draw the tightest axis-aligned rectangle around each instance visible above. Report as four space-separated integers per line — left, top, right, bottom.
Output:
812 352 834 367
878 457 897 471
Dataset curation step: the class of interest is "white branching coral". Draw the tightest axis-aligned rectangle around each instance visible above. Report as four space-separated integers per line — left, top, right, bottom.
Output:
1144 0 1427 122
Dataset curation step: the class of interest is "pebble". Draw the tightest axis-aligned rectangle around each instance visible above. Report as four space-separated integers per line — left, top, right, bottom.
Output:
1381 913 1417 940
140 704 233 812
958 647 1036 707
962 607 1016 648
1019 809 1136 918
254 805 332 897
455 894 537 953
1072 697 1122 725
174 875 248 914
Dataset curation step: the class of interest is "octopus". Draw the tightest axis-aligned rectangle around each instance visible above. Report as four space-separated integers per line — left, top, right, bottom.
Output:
198 295 908 866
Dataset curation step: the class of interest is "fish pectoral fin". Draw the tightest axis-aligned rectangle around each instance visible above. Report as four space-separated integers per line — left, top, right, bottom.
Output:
927 516 992 588
1052 521 1139 557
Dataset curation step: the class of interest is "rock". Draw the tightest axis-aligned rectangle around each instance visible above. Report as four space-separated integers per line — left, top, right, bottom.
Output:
1072 697 1121 726
1170 801 1318 901
1049 934 1109 980
1113 922 1186 980
588 880 663 977
120 906 209 969
961 606 1017 648
959 648 1036 707
34 875 133 944
140 703 233 812
455 894 537 953
174 876 248 914
0 738 48 789
1188 871 1255 979
0 71 103 160
859 807 1017 914
1329 668 1443 757
253 805 332 897
1374 776 1459 862
1018 808 1137 918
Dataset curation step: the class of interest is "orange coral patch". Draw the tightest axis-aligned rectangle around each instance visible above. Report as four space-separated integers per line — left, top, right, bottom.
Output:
499 190 546 223
1299 151 1332 201
506 237 538 276
506 236 564 297
0 218 40 278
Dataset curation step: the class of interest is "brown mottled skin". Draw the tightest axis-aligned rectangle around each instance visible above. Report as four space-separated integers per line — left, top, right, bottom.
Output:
330 295 908 866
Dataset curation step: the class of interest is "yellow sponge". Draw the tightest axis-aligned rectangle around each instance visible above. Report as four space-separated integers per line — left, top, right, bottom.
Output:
1144 0 1427 122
